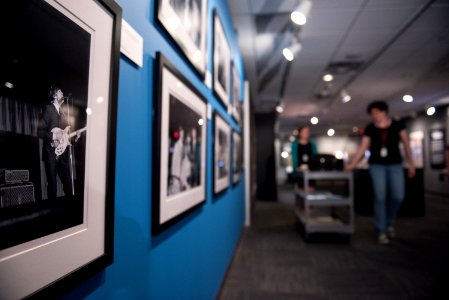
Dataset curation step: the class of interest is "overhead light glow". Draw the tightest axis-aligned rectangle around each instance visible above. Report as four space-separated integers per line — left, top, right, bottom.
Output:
282 48 294 61
291 11 307 25
323 74 333 82
5 82 14 89
310 117 319 125
340 89 351 103
327 128 335 136
281 151 289 158
276 105 284 113
403 94 413 102
335 150 344 160
426 106 435 116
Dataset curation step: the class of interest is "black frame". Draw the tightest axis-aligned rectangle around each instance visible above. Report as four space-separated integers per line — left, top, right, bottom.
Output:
0 0 121 298
152 52 208 234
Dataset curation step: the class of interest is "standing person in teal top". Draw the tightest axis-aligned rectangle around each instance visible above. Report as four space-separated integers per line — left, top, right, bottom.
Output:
291 126 318 172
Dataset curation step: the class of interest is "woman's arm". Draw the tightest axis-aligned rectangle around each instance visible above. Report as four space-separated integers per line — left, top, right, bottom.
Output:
344 136 370 171
399 129 416 178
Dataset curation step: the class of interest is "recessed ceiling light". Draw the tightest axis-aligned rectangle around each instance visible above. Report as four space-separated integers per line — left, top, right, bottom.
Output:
327 128 335 136
403 94 413 102
310 117 319 125
426 106 435 116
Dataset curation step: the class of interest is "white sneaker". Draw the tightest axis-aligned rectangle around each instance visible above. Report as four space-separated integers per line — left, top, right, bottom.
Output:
378 233 390 245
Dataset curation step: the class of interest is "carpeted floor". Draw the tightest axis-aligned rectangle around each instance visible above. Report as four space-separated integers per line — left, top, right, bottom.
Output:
218 185 449 300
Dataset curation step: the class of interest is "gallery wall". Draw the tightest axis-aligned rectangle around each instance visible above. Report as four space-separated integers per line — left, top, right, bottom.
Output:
63 0 246 299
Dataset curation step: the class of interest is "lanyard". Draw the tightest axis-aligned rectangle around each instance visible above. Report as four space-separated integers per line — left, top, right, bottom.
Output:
380 128 388 146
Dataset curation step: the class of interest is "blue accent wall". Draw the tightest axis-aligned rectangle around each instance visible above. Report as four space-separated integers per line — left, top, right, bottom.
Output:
62 0 245 299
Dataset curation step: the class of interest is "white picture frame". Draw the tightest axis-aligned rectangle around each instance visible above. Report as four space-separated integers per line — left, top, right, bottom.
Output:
0 0 121 298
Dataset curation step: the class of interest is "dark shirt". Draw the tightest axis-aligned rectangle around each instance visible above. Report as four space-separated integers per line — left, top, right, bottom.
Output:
364 120 405 165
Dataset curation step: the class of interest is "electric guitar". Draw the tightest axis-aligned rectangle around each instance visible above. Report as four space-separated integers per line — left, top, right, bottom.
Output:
51 126 87 157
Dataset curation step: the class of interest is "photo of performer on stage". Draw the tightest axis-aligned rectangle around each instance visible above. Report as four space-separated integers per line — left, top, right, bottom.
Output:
0 0 90 250
40 86 86 200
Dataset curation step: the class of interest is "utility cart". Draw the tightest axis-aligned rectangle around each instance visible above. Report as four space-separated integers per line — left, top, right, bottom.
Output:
294 171 354 239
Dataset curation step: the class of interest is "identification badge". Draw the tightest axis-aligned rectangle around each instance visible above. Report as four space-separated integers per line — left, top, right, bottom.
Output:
380 147 388 158
302 154 309 162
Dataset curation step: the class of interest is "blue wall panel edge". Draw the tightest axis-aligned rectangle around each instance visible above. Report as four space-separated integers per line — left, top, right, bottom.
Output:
61 0 245 299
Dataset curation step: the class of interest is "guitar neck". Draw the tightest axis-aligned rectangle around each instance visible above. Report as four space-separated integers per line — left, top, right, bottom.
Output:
68 127 87 138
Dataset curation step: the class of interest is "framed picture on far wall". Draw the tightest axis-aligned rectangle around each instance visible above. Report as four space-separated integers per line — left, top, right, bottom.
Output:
156 0 208 76
231 63 241 124
232 131 242 184
0 0 121 298
213 9 231 108
214 112 231 194
153 52 207 233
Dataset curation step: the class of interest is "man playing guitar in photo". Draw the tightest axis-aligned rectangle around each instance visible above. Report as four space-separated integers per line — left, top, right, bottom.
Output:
41 86 85 200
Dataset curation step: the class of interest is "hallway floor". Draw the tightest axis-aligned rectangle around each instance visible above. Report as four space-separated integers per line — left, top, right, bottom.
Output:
219 185 449 300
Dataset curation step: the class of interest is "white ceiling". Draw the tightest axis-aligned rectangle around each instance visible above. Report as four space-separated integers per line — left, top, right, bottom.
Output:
228 0 449 137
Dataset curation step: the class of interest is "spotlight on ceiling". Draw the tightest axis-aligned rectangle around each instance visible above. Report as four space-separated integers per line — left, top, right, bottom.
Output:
323 74 333 82
426 106 435 116
291 0 312 25
276 104 284 113
282 43 302 61
282 48 294 61
327 128 335 136
291 11 306 25
310 117 319 125
340 89 351 103
402 94 413 102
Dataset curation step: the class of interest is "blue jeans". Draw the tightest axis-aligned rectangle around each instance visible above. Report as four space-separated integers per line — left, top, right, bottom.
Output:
369 164 405 235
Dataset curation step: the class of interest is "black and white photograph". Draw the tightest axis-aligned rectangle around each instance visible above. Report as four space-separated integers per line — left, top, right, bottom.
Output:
153 53 207 233
213 10 231 108
232 131 242 184
0 0 121 298
157 0 208 75
231 63 241 124
214 112 231 194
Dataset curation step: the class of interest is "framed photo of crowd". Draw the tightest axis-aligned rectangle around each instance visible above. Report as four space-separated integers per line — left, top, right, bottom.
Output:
156 0 208 76
0 0 121 298
213 10 231 109
153 52 207 233
214 112 231 194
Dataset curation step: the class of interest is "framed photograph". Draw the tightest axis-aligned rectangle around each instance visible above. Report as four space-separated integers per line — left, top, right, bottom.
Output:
232 131 242 184
156 0 208 76
213 10 231 108
0 0 121 298
153 52 207 233
214 112 231 194
231 63 241 124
